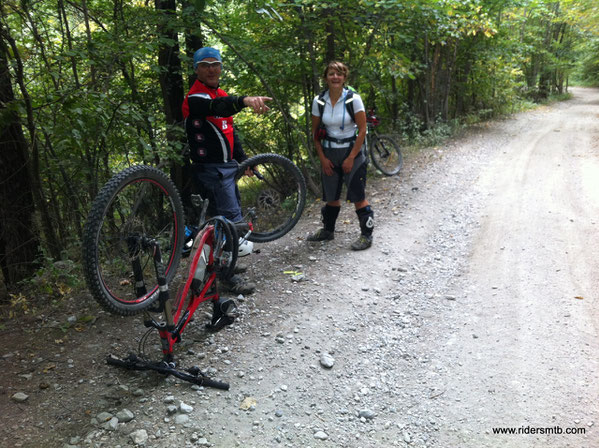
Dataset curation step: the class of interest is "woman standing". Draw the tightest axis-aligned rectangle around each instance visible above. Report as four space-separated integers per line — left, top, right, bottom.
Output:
307 61 374 250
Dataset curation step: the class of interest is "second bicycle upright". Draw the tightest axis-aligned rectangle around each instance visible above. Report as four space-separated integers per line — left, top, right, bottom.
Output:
365 109 403 176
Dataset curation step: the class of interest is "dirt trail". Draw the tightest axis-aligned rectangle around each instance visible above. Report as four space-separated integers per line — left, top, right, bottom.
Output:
433 87 599 448
2 88 599 448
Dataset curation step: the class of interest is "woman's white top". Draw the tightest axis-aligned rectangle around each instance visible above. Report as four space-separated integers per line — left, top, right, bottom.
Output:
312 88 365 149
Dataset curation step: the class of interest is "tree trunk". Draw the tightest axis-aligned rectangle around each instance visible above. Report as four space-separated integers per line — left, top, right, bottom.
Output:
154 0 186 199
390 76 398 127
325 13 335 63
183 0 204 89
0 32 41 287
1 23 61 260
155 0 184 128
58 0 80 88
422 34 432 128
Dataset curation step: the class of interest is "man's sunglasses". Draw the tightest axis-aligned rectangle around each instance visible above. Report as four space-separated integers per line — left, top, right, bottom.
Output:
197 61 222 68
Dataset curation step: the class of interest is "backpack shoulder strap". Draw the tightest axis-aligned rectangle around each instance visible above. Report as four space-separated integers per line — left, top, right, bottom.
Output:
316 89 327 118
344 89 355 123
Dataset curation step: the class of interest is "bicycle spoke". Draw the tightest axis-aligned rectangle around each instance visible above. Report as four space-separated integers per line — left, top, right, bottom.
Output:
83 166 184 316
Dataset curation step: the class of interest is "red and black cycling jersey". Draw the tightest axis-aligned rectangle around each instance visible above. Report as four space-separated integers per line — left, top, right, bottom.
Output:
182 80 248 164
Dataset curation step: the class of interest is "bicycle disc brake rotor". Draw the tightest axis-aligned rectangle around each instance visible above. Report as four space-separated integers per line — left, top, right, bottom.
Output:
257 189 281 209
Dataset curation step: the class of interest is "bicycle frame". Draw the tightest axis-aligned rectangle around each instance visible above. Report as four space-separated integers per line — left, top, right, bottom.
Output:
364 122 375 159
155 225 219 360
88 153 307 389
365 112 378 151
110 219 239 389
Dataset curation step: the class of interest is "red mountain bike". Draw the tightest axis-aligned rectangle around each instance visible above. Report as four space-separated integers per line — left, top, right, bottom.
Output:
82 153 306 389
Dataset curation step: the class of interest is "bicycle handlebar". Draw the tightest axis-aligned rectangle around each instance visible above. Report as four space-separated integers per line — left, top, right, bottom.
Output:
107 354 230 390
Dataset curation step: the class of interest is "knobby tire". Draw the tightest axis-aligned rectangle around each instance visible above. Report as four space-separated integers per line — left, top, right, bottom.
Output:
370 134 403 176
236 153 307 243
204 216 238 280
82 165 184 316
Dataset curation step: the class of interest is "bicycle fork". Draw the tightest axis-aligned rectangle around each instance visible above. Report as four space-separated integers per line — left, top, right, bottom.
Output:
131 238 178 362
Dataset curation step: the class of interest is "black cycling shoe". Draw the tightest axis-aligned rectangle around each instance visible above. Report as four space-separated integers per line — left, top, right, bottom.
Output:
350 234 372 251
307 229 334 242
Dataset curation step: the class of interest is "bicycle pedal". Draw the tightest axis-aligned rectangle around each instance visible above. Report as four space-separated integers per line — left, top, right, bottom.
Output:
205 315 235 332
187 366 204 377
206 298 237 331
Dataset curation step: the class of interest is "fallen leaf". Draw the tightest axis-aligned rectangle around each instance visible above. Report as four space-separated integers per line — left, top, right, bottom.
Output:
575 296 584 300
239 396 257 410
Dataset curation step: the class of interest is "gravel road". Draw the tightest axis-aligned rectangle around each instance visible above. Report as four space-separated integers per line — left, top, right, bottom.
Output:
3 87 599 448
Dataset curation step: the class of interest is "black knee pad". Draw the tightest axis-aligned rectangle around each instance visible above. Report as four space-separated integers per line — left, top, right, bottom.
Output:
356 206 374 236
321 205 341 232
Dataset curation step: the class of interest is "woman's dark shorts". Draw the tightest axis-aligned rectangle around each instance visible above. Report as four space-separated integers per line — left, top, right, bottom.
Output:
321 145 367 203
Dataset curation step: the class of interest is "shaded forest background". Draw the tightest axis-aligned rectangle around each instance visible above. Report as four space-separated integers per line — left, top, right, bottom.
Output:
1 0 599 301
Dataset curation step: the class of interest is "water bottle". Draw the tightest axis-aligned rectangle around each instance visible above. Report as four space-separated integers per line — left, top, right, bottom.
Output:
193 245 210 282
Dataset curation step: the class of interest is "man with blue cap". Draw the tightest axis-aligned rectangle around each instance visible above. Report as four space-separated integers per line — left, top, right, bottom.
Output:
182 47 272 295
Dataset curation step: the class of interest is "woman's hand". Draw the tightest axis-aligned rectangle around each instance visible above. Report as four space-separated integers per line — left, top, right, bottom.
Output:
342 154 355 173
320 157 334 176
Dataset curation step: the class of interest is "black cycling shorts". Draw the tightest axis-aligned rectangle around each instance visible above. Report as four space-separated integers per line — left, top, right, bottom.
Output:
321 146 367 203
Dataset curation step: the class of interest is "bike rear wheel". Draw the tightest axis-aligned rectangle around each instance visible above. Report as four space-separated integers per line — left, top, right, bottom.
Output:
236 153 306 243
82 165 184 316
370 135 403 176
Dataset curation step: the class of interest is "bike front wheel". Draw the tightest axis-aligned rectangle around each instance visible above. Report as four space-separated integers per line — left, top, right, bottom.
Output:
82 165 184 316
370 135 403 176
236 153 307 243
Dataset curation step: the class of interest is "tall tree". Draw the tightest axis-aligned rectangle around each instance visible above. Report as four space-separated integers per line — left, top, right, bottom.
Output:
0 26 41 286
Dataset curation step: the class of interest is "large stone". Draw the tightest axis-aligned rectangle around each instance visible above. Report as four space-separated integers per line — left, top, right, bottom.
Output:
116 409 135 423
11 392 29 403
130 429 148 445
320 353 335 369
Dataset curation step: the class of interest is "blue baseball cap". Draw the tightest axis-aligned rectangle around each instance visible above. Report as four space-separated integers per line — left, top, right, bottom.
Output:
193 47 222 69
